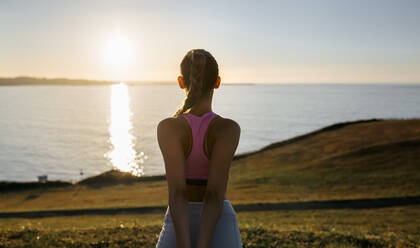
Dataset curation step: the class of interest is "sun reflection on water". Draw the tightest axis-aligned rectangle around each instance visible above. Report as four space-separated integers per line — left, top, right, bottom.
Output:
106 83 146 176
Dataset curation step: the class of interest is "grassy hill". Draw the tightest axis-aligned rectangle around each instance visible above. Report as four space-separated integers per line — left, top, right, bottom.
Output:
228 118 420 202
0 118 419 247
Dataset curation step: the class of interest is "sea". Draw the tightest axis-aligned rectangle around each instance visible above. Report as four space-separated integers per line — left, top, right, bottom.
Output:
1 83 419 182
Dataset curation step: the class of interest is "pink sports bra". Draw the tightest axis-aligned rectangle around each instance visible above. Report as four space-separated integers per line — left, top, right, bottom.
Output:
181 111 219 183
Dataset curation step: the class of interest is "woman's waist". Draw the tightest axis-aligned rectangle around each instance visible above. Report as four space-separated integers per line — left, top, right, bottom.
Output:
167 199 234 216
185 184 226 202
186 178 207 186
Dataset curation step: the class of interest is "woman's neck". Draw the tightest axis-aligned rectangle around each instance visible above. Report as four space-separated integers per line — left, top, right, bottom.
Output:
188 91 213 115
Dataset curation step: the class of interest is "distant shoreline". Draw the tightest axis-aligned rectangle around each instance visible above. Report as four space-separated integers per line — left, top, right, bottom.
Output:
1 77 419 86
0 77 255 86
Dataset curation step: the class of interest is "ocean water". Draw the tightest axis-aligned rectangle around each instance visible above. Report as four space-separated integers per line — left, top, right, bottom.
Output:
0 83 419 182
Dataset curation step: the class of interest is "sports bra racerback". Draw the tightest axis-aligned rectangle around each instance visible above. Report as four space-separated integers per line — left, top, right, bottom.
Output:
181 111 219 183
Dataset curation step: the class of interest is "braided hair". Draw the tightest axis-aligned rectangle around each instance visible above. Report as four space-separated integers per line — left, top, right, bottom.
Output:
173 49 219 117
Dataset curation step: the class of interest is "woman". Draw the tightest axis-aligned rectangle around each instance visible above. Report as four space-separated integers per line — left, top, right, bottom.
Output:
156 49 242 248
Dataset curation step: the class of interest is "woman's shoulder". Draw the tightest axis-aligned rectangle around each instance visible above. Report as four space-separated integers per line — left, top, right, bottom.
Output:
211 116 241 139
212 116 240 129
157 115 192 140
157 116 185 133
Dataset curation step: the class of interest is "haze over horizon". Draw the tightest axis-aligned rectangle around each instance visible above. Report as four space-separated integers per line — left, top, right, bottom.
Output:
1 0 419 84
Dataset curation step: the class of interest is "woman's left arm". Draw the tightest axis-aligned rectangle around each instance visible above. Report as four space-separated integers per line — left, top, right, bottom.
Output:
157 118 191 248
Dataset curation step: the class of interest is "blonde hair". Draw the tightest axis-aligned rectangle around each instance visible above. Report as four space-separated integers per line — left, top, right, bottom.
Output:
174 49 219 117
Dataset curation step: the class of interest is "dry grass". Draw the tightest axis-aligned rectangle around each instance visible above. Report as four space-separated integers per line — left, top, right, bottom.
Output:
0 205 418 247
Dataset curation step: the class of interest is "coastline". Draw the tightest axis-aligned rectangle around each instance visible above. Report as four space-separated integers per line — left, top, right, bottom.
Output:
0 77 256 86
1 117 418 189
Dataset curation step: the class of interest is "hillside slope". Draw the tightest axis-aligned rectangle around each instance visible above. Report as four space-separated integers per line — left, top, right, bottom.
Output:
227 118 420 202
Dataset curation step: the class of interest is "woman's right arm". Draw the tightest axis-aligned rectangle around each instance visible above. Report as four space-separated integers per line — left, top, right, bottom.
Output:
157 118 191 248
196 119 241 248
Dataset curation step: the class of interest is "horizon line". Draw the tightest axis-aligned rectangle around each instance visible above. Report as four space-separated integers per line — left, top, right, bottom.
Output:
1 75 419 85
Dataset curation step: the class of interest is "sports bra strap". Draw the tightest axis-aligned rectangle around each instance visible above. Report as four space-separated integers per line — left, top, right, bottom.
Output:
181 111 219 179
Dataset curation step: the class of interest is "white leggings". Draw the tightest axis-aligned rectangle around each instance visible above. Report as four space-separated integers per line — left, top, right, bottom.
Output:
156 200 243 248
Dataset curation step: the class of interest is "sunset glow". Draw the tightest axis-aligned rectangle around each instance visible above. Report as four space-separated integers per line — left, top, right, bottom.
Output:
103 35 133 68
1 1 420 83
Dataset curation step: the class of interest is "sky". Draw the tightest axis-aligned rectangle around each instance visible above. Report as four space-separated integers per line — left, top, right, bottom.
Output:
0 0 419 83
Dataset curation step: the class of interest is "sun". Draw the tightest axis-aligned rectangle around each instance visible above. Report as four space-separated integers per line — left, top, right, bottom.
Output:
104 34 133 68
